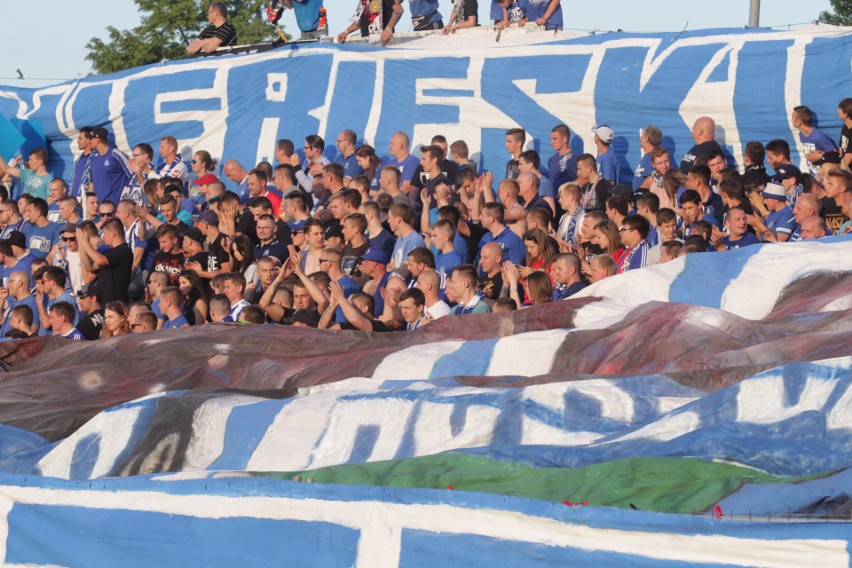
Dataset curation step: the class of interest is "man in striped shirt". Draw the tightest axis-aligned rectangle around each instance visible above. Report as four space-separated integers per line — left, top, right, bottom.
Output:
617 214 650 274
187 2 238 54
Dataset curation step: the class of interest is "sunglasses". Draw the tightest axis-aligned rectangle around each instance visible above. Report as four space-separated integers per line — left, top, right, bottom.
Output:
61 236 76 242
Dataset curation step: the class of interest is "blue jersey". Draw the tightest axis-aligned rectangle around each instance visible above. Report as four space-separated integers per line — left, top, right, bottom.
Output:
617 240 649 273
293 0 324 31
547 150 577 190
409 0 443 25
18 169 53 201
90 147 133 205
524 0 561 29
60 328 85 340
647 225 659 248
435 250 463 281
632 152 653 190
24 222 62 258
71 153 92 198
478 226 525 268
163 314 190 329
538 176 555 200
368 229 396 261
766 206 796 238
386 155 420 184
490 0 503 21
334 275 361 323
503 0 528 23
333 153 364 179
0 295 40 338
598 149 619 185
391 231 426 269
722 233 760 250
49 292 79 325
799 128 837 153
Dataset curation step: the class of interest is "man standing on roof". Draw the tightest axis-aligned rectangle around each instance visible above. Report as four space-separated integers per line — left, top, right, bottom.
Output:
187 2 238 54
336 0 403 45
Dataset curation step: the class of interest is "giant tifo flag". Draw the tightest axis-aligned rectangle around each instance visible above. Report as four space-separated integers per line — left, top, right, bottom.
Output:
0 236 851 565
0 25 850 182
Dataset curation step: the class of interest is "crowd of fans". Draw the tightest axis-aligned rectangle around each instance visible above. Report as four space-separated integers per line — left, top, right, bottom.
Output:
0 97 849 340
187 0 565 54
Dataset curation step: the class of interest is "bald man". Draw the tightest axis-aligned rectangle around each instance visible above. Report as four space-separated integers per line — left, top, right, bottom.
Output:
681 116 724 172
799 216 827 240
416 270 450 320
477 241 504 300
386 132 420 194
222 160 250 198
789 193 821 242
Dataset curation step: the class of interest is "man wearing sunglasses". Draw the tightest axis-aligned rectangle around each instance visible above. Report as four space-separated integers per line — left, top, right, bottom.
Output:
34 266 79 336
47 224 84 295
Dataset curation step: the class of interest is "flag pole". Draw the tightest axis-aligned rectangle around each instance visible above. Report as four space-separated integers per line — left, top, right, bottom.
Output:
748 0 761 27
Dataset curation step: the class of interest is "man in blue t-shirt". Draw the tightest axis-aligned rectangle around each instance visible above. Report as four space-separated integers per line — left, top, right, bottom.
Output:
71 127 95 199
333 129 364 181
525 0 562 29
713 206 760 251
409 0 443 30
35 266 79 336
792 105 837 175
0 270 41 337
478 202 525 270
592 125 619 185
386 132 420 194
633 125 662 191
548 124 577 191
22 198 61 258
0 148 53 200
754 182 796 242
316 248 360 323
48 301 84 340
88 127 133 206
680 189 722 237
159 286 190 329
388 203 426 275
281 0 329 39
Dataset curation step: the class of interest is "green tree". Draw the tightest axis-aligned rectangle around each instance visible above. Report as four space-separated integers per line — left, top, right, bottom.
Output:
819 0 852 26
86 0 283 75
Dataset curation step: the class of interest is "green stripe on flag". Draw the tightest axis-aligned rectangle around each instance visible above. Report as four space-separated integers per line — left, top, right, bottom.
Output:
261 454 826 514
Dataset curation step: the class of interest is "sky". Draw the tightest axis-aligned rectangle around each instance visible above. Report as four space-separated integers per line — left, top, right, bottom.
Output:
1 0 834 88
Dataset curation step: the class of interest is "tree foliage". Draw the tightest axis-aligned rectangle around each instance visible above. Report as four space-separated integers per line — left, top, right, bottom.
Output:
86 0 282 75
819 0 852 26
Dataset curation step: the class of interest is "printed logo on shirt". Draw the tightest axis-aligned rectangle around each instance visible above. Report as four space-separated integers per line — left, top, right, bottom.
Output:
30 236 52 253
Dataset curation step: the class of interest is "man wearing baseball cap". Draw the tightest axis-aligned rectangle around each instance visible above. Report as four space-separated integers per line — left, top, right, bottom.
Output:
592 125 619 185
88 127 134 207
748 182 795 242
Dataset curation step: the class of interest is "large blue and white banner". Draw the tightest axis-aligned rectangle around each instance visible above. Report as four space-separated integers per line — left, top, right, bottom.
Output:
0 25 850 184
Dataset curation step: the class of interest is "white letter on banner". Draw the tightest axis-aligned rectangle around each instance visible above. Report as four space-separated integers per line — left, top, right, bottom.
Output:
265 73 288 102
736 375 837 425
255 74 288 163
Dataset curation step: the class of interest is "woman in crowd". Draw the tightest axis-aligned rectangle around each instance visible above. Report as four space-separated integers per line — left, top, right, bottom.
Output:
591 219 626 265
525 271 554 306
659 168 687 213
355 145 383 193
101 302 130 338
190 150 217 207
179 269 209 326
518 228 556 304
229 233 259 300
